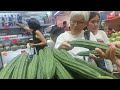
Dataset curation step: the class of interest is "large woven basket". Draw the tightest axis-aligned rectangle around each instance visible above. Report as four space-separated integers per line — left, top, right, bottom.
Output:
105 16 120 31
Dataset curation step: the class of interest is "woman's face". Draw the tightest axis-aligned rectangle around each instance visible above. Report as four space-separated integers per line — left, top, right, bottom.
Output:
70 15 87 32
87 15 100 32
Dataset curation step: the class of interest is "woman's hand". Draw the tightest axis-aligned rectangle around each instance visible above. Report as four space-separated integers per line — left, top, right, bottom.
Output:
29 43 35 48
59 41 73 50
95 42 120 68
89 53 99 61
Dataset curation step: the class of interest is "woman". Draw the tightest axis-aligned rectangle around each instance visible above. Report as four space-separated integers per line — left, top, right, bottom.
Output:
86 12 113 72
54 11 97 61
16 18 47 54
87 12 109 44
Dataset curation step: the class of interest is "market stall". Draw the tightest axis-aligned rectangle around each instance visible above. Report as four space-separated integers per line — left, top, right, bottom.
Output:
0 11 120 79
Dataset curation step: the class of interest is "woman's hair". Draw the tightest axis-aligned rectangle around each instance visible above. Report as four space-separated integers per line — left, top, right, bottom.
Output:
89 12 100 21
70 11 90 22
28 18 41 30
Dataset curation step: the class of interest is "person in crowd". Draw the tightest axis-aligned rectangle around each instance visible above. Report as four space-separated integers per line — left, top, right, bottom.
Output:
54 11 97 61
17 14 20 22
103 22 115 35
8 16 12 26
15 18 47 54
47 27 64 48
4 15 7 26
50 24 58 33
62 21 70 31
95 41 120 72
4 15 7 21
86 12 113 72
10 15 14 26
87 12 109 44
17 14 22 23
13 15 17 26
1 16 5 27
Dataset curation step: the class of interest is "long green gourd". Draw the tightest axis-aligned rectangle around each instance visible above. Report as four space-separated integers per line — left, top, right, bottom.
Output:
53 49 117 79
69 39 120 56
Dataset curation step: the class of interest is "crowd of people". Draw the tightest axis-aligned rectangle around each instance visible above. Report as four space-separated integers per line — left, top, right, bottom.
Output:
1 14 22 27
11 11 120 73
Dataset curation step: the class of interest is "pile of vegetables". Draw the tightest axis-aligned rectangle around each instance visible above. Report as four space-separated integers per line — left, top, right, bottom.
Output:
0 45 117 79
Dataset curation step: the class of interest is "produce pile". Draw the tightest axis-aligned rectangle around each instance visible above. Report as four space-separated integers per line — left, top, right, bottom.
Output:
109 31 120 42
0 41 27 52
0 46 117 79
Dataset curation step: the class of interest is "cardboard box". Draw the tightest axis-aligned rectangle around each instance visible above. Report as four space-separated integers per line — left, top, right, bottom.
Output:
1 48 34 65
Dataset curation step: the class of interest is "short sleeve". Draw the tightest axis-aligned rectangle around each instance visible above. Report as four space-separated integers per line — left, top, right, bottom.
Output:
101 31 110 44
54 34 65 48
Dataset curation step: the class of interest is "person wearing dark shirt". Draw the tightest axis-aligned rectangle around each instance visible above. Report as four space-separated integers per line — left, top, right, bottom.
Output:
16 18 47 54
1 17 5 27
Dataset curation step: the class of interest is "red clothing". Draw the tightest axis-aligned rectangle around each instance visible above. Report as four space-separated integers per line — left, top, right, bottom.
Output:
107 14 118 20
4 37 10 41
3 26 10 29
12 39 18 44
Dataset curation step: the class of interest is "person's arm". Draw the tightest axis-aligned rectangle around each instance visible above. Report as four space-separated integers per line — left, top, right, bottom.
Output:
32 31 47 46
58 41 71 50
16 22 32 33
